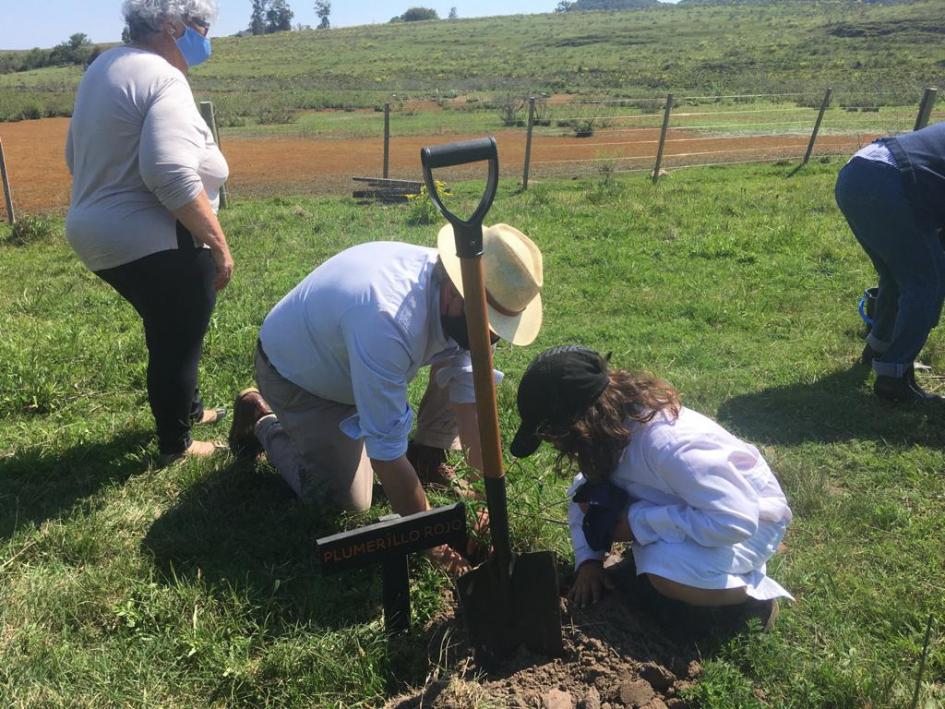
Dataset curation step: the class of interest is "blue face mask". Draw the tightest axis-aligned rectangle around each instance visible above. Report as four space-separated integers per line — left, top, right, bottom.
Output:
175 26 211 67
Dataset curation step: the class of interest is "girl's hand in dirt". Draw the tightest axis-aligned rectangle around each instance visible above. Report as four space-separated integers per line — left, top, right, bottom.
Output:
426 544 471 576
568 560 615 608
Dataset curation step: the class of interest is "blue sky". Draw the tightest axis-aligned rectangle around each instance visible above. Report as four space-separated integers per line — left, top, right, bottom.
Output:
1 0 675 50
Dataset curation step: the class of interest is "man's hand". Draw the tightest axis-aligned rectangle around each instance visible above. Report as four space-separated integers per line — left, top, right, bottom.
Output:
568 559 615 608
426 544 471 576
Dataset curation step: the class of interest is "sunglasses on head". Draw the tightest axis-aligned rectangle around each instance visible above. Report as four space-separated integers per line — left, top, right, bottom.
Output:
188 17 211 33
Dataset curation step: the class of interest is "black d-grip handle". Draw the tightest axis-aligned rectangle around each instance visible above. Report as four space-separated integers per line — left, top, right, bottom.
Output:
420 137 499 258
422 138 497 169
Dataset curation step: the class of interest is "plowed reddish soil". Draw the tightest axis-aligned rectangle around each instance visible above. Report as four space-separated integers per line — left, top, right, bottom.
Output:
0 117 864 216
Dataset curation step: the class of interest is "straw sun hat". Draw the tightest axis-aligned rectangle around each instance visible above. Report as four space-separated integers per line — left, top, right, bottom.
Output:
437 223 543 346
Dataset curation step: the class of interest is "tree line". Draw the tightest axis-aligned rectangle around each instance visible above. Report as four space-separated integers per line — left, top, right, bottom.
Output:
245 2 458 34
0 1 461 75
0 34 100 75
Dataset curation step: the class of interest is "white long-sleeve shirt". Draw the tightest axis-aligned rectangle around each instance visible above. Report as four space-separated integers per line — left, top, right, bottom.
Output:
65 46 228 271
569 407 793 600
259 242 501 461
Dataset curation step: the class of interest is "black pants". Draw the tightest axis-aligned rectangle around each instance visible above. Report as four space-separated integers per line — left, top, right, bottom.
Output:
95 225 217 455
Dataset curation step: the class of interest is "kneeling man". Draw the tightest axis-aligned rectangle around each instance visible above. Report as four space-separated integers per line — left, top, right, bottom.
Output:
229 224 543 572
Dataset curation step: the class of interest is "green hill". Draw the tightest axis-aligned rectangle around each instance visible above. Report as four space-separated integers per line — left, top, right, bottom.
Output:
0 0 941 122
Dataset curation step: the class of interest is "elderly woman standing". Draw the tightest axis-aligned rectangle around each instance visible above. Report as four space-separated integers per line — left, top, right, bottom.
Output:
66 0 233 465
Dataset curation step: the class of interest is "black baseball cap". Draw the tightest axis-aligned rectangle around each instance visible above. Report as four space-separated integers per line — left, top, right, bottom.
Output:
510 345 610 458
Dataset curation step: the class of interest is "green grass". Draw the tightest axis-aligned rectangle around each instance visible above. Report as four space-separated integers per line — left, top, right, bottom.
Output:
1 0 943 122
1 161 944 706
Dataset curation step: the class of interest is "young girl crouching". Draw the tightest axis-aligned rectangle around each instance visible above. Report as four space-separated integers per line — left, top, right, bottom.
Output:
510 345 793 629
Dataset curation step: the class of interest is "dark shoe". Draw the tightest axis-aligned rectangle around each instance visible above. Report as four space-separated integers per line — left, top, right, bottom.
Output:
406 441 476 497
228 388 272 458
739 597 779 632
406 441 456 488
874 373 943 403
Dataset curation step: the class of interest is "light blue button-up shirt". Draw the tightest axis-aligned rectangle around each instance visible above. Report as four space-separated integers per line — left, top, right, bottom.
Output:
259 242 498 461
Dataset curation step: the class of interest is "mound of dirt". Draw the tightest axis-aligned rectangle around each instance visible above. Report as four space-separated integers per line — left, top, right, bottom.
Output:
389 550 767 709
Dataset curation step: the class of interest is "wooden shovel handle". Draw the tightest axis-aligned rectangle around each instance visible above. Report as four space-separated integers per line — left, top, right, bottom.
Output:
460 257 504 481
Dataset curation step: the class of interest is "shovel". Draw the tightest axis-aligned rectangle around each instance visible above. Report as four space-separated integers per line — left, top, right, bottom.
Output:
420 137 563 663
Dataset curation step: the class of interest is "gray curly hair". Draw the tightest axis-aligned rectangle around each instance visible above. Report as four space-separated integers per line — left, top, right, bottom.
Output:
122 0 219 41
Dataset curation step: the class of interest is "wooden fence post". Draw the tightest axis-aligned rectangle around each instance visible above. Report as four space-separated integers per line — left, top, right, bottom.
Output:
198 101 228 209
383 102 391 179
652 93 673 184
802 87 832 165
522 96 536 190
914 87 938 131
0 138 15 225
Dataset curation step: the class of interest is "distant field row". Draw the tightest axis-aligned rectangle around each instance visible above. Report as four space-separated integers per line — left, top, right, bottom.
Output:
208 96 942 143
0 0 943 123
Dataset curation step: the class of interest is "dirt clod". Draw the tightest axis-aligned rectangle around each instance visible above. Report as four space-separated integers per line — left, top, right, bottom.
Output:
618 679 656 707
544 688 574 709
639 662 676 691
579 687 602 709
644 699 669 709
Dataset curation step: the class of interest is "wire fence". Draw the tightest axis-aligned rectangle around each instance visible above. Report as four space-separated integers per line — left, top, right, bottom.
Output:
517 88 940 184
0 87 940 221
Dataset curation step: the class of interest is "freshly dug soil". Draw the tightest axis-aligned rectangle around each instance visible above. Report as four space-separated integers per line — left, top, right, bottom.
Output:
388 550 768 709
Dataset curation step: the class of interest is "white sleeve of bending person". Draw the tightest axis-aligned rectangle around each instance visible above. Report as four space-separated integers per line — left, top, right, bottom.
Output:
341 312 416 462
138 76 206 211
628 438 761 548
567 473 605 569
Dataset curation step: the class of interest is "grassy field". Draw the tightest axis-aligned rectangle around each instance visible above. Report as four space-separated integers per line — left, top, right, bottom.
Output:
1 0 943 122
1 160 943 706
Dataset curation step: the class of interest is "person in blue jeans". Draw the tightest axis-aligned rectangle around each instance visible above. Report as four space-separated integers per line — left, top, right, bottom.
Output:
835 121 945 402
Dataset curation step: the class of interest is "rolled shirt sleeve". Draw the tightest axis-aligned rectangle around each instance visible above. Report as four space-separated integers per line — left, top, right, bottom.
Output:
628 438 761 548
568 473 606 570
138 76 206 211
338 313 416 462
432 349 504 404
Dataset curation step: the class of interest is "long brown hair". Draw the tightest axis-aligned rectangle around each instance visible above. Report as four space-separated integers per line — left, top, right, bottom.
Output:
540 369 681 481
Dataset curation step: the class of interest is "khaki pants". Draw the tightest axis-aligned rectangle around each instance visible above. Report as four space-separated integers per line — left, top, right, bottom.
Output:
254 348 459 512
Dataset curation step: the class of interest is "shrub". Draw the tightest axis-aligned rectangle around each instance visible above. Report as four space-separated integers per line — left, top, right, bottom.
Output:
17 103 44 121
256 107 296 125
4 215 60 246
494 93 525 127
573 118 595 137
406 181 449 226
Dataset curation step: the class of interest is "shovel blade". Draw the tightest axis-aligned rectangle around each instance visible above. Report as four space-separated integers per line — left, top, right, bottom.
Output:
457 550 563 662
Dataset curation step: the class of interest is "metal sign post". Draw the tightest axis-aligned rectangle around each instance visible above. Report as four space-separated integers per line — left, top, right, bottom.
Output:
316 503 467 635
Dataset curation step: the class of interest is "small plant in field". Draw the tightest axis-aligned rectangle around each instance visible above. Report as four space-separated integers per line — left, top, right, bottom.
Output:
406 181 450 225
4 215 60 246
523 183 553 207
494 92 526 127
586 157 623 204
573 118 595 137
255 106 296 125
638 97 663 114
532 96 552 126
